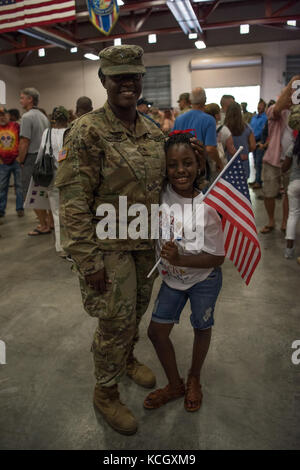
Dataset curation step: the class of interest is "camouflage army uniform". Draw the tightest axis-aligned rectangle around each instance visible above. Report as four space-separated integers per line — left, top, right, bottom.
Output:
178 107 191 116
289 104 300 131
55 101 166 387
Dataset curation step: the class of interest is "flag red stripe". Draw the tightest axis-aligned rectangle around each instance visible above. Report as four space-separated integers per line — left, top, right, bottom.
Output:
0 9 75 26
241 244 256 279
235 233 245 267
217 181 253 216
0 0 72 14
237 238 251 272
207 187 257 234
205 197 258 246
229 229 239 261
224 222 234 252
19 7 75 20
202 156 261 285
245 250 261 285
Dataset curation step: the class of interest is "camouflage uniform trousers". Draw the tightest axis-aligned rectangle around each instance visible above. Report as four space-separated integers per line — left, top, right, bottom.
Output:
78 249 156 387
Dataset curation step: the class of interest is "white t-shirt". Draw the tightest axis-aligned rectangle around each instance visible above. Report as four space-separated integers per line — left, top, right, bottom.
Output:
280 124 294 161
37 128 66 168
217 124 231 149
156 184 225 290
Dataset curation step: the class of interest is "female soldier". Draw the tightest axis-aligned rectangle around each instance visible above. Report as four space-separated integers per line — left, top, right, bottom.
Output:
56 45 203 436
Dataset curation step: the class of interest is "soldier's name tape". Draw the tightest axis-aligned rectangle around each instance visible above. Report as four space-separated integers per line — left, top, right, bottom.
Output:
95 196 205 247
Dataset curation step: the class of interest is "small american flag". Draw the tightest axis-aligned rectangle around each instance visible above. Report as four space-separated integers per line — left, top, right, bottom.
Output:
204 153 261 285
0 0 76 34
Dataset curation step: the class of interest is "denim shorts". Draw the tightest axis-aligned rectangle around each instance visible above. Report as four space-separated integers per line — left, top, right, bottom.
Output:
152 267 222 330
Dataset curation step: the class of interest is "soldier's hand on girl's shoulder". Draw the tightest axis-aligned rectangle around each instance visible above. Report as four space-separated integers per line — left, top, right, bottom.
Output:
161 241 181 266
85 268 112 294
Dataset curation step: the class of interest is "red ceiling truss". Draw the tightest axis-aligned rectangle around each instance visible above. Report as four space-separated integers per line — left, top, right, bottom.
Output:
0 0 299 63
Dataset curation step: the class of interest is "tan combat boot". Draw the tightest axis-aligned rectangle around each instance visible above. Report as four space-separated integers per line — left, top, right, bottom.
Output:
93 384 138 435
126 351 156 389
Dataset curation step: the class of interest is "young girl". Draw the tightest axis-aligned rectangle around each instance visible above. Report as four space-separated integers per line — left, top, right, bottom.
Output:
144 132 225 412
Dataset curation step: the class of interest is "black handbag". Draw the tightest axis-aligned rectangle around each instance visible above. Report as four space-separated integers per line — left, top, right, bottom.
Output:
32 129 55 187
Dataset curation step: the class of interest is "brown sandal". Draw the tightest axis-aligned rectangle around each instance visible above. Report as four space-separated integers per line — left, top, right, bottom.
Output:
184 375 203 412
144 379 185 409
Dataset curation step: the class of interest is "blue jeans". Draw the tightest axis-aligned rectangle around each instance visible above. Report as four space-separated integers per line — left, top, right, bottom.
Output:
152 268 222 330
0 160 24 215
253 147 264 184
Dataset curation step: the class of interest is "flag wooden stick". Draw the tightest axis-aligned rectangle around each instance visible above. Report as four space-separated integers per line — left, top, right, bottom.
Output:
146 146 244 278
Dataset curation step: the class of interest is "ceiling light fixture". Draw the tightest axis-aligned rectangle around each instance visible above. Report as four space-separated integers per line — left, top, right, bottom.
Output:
70 47 78 53
195 40 206 49
84 53 99 61
287 20 296 26
240 24 250 34
114 38 122 46
117 0 124 5
38 48 45 57
148 34 157 44
189 33 198 39
167 0 202 35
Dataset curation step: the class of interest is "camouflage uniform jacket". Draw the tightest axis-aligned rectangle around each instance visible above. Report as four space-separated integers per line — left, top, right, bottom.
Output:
178 107 191 116
55 101 166 276
289 104 300 131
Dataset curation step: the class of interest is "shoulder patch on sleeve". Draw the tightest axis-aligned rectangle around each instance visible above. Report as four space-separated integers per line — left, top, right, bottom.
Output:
58 148 68 162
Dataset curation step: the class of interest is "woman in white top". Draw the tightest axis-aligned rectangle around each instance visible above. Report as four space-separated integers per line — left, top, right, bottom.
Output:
205 103 236 180
37 106 69 254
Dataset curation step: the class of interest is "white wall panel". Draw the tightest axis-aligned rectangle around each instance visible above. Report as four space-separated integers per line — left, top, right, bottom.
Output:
1 39 300 112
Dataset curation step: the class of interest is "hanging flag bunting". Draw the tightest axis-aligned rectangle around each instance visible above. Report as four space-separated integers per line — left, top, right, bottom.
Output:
86 0 120 36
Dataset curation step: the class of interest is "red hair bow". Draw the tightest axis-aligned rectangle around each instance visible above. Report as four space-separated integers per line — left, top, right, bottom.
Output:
169 129 197 138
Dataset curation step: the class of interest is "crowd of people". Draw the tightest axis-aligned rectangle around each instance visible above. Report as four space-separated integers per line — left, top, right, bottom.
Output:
0 44 299 437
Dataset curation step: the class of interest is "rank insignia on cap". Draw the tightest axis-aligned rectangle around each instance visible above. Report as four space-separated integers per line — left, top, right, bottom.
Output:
58 148 68 162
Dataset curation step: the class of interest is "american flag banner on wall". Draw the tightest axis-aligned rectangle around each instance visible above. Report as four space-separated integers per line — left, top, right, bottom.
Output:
0 0 76 34
203 149 261 285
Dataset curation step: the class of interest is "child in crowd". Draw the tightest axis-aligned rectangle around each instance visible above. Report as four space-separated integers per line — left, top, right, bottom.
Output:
144 133 225 412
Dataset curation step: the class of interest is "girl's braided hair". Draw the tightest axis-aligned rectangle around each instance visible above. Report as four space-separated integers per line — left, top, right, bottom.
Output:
164 132 207 189
164 132 195 154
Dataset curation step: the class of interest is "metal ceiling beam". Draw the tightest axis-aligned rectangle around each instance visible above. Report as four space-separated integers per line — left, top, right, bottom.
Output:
201 14 300 29
1 33 21 48
79 26 180 45
202 0 222 21
17 50 32 67
272 0 298 17
118 9 153 33
260 22 300 31
265 0 273 17
0 43 55 57
38 26 78 46
136 9 153 31
77 14 300 46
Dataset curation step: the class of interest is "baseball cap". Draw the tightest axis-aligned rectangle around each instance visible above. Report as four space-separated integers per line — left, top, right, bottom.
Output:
137 98 153 107
177 92 190 103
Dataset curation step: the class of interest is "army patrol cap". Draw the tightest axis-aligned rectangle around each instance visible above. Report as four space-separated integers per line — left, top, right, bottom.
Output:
99 45 146 76
177 92 190 103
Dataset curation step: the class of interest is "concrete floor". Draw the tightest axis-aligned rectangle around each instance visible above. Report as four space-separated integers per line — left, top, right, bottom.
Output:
0 180 299 450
